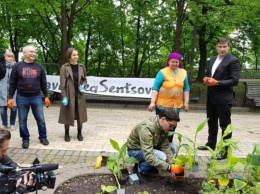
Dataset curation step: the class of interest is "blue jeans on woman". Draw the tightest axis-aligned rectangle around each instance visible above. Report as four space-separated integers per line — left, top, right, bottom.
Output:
16 94 47 142
128 143 176 173
0 106 17 126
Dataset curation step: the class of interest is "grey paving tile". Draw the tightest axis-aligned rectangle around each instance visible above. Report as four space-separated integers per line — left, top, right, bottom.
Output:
6 104 260 194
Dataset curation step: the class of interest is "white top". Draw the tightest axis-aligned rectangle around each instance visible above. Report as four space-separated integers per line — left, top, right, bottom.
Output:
211 56 223 76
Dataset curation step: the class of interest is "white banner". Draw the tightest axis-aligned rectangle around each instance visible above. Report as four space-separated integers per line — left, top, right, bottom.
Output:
46 75 154 98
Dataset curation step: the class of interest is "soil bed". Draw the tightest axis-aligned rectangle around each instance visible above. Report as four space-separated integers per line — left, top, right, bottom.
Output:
54 174 204 194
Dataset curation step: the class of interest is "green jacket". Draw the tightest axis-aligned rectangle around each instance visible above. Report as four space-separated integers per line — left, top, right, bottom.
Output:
127 116 173 171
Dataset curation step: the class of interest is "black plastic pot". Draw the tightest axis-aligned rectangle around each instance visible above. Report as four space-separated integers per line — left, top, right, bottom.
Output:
174 166 185 182
118 168 129 185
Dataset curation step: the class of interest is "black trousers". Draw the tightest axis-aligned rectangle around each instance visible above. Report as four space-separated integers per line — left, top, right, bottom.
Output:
206 102 232 149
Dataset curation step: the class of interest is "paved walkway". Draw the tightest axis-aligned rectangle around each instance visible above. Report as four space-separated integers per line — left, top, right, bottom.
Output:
6 103 260 193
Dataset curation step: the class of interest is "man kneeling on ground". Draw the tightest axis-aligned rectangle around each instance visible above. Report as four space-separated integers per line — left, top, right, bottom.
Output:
127 107 184 183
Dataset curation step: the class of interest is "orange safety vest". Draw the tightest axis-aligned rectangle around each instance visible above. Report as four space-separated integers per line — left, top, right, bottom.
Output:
156 67 186 108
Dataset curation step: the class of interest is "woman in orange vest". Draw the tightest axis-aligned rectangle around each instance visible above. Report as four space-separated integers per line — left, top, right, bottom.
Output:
148 52 190 144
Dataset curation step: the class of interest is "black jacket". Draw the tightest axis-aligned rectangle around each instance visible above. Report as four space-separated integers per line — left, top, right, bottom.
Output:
0 52 6 79
206 53 240 104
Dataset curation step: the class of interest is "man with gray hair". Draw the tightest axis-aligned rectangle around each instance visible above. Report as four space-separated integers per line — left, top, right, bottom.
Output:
8 45 50 149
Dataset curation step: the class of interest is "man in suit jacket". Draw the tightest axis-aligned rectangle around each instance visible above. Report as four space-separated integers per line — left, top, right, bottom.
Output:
197 37 240 160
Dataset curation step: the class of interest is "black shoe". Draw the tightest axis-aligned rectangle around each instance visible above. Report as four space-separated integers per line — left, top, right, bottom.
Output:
216 154 227 160
40 139 49 146
148 167 159 174
136 170 147 184
133 163 147 184
22 141 29 149
65 133 70 142
77 133 83 141
197 145 215 151
197 146 208 150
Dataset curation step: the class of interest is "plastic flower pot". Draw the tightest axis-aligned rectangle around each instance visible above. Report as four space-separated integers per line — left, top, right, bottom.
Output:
117 188 125 194
118 168 129 185
174 169 185 182
192 162 199 172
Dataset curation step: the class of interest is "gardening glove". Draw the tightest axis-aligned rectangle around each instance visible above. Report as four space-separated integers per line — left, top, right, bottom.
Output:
79 84 85 92
169 164 185 174
45 97 51 108
62 97 68 106
7 99 14 109
203 77 209 85
206 78 218 86
94 156 103 169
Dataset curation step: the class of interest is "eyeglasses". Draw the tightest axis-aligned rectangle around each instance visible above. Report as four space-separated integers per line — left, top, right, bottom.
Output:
166 120 176 129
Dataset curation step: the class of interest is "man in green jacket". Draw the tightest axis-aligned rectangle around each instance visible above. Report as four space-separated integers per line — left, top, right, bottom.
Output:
127 108 184 183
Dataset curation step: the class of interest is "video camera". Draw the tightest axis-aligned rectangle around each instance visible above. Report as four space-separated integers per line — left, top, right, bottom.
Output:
0 158 59 194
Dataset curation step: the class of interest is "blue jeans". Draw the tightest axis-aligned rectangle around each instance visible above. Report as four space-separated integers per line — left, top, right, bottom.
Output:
0 106 17 126
128 143 176 173
16 94 47 142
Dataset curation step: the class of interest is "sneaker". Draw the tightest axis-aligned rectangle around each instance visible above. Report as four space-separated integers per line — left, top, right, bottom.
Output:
0 125 8 130
22 141 30 149
40 139 49 146
10 125 16 131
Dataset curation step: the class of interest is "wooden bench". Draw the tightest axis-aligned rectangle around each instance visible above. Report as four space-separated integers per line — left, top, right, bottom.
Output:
243 82 260 110
85 93 150 107
85 92 200 107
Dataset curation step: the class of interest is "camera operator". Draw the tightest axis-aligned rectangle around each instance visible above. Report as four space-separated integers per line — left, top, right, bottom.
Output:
0 128 35 193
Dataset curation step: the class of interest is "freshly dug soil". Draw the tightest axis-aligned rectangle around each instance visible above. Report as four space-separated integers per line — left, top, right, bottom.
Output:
54 174 204 194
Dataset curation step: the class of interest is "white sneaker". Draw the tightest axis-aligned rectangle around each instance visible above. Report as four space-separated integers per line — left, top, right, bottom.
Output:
0 125 9 130
10 125 16 131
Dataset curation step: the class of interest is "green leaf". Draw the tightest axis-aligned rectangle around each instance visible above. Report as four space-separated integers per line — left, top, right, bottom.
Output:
195 118 208 135
222 124 233 139
109 139 120 152
233 179 247 192
124 156 138 164
119 141 128 158
253 144 260 155
218 175 230 187
255 182 260 193
105 185 117 192
101 184 106 191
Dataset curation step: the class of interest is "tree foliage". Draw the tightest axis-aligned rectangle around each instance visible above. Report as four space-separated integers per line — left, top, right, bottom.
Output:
0 0 259 79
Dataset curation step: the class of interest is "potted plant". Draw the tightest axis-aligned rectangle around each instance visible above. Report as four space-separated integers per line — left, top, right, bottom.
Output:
200 124 259 193
171 132 193 181
106 139 138 194
201 143 260 193
190 118 209 172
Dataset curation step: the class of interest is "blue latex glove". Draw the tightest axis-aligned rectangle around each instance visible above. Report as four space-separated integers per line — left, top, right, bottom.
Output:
62 97 68 106
79 84 85 92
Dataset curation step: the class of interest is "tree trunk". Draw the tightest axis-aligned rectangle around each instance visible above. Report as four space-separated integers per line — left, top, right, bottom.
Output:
188 17 198 84
172 0 187 52
60 2 68 66
133 11 141 77
197 24 207 82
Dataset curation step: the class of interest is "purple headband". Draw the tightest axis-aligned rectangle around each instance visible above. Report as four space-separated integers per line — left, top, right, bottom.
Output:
166 52 183 68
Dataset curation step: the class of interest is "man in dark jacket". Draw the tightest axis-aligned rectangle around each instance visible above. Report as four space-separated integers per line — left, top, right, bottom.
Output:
197 37 240 160
8 45 51 149
0 51 6 79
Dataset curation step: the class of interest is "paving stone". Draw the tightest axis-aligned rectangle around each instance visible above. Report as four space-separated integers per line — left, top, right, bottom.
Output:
6 104 260 193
